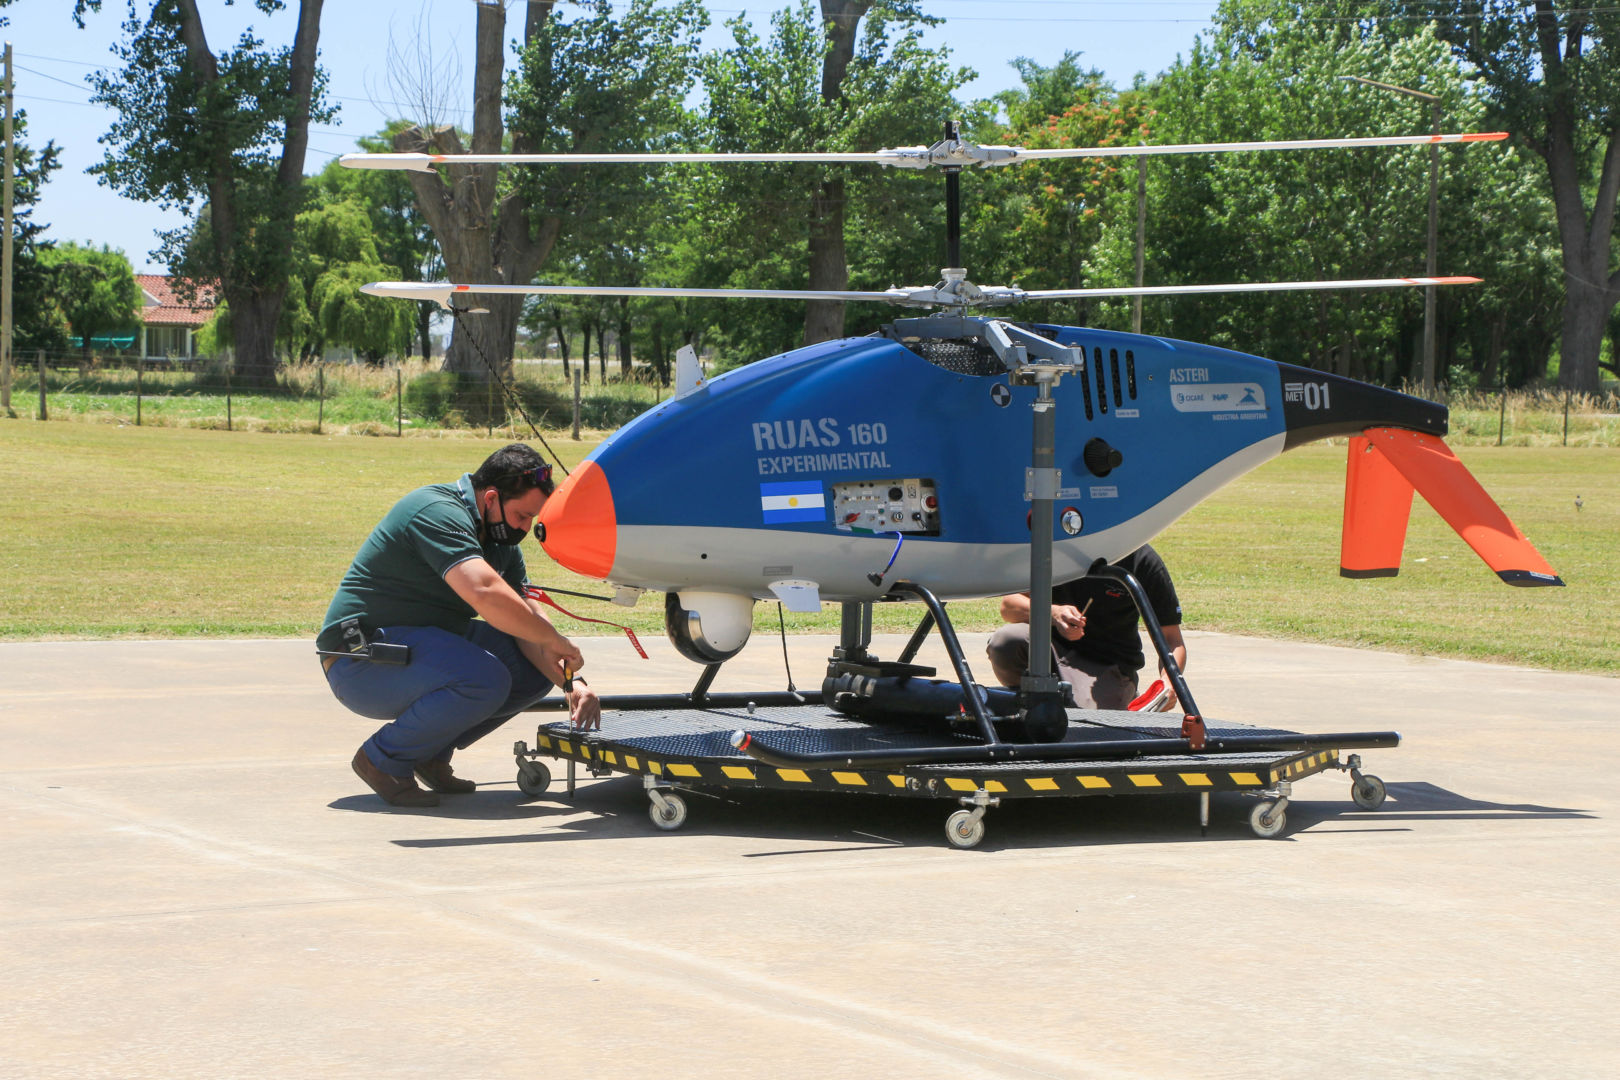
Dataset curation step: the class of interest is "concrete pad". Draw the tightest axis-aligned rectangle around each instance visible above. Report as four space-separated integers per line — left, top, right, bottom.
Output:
1 631 1613 1079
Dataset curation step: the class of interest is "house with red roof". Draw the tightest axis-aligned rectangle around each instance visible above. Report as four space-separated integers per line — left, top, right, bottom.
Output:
135 275 219 363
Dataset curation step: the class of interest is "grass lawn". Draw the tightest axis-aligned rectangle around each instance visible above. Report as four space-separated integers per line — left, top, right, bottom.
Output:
1 419 1613 674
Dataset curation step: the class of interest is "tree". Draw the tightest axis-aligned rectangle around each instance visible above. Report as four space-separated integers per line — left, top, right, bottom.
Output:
389 0 555 382
310 130 439 358
962 56 1151 327
700 1 969 351
506 0 708 378
314 130 439 357
1081 1 1561 387
4 108 66 355
38 241 141 370
77 0 327 386
286 194 413 362
1374 1 1619 391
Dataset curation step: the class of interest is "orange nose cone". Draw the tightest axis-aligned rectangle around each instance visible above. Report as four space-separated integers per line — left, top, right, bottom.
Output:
539 460 616 579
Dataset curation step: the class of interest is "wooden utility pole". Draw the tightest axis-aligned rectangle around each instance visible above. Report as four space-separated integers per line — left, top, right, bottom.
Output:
3 42 15 411
1132 154 1146 335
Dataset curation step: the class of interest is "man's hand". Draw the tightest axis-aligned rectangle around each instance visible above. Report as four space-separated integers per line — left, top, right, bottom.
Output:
1158 673 1180 712
1051 604 1088 641
568 683 601 731
533 638 584 688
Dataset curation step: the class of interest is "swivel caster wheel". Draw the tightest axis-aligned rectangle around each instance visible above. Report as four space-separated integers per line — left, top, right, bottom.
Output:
1249 800 1286 839
1351 774 1387 810
649 791 688 831
516 761 552 797
945 809 986 849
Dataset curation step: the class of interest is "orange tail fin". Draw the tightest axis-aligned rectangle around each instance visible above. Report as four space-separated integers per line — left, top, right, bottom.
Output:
1341 434 1415 578
1351 428 1563 587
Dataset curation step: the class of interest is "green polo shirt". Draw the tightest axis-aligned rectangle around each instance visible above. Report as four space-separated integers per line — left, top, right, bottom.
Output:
317 475 527 652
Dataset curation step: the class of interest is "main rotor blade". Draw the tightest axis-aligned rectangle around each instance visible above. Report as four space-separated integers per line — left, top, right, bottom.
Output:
1004 131 1507 164
339 150 904 172
359 281 909 307
1016 276 1482 301
364 275 1482 312
339 132 1507 173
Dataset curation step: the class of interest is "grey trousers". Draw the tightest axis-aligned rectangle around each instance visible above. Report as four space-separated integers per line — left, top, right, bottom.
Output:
984 623 1140 710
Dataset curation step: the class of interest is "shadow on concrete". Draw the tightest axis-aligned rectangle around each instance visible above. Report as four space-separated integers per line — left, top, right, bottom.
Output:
1283 781 1591 831
1384 781 1588 816
328 789 583 820
378 776 1594 853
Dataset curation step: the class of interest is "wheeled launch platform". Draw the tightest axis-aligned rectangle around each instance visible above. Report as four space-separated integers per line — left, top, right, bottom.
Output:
513 701 1392 849
513 574 1395 849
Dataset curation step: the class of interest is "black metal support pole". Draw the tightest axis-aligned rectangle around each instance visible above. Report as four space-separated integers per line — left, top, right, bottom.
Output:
690 662 722 707
886 581 1001 743
837 601 874 663
1017 371 1067 743
1092 564 1200 719
896 610 937 666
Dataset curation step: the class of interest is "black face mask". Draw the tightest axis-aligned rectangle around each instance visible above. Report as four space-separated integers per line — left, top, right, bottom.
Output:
484 492 528 546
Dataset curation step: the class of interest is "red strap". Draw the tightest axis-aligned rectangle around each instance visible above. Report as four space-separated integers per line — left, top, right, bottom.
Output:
524 585 649 659
1128 679 1166 712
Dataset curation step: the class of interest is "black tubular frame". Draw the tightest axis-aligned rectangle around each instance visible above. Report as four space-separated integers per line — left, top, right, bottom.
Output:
729 575 1398 770
1091 563 1200 720
732 728 1400 772
884 580 1002 744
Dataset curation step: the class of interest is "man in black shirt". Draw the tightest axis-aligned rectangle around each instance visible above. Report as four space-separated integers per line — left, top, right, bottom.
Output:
985 544 1187 710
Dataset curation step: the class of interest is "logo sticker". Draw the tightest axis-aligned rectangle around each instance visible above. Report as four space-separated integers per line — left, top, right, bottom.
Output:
1170 383 1266 413
1284 381 1333 410
990 384 1012 407
760 481 826 524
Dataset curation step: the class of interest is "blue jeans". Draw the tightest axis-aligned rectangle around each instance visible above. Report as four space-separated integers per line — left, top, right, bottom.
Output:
325 622 554 777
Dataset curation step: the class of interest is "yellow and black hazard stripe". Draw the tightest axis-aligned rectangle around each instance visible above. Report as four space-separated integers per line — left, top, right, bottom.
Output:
1272 748 1340 784
535 732 1346 799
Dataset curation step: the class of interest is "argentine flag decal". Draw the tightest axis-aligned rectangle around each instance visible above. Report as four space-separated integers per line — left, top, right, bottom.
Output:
760 481 826 524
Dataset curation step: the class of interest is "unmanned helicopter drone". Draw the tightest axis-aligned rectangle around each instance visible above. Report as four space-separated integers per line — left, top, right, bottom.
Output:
344 123 1558 742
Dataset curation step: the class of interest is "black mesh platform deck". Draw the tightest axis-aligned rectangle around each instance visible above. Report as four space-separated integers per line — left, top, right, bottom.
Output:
524 704 1342 799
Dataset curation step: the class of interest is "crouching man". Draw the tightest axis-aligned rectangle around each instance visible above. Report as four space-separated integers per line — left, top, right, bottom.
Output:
318 443 599 807
986 544 1186 711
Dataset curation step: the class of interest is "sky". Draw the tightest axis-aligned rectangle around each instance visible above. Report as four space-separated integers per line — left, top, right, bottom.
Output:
4 1 1222 275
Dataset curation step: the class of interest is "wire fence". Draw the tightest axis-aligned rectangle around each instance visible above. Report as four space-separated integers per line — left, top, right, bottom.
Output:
0 349 672 438
1 347 1616 446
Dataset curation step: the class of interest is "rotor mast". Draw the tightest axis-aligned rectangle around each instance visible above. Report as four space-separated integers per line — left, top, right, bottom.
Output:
942 119 963 272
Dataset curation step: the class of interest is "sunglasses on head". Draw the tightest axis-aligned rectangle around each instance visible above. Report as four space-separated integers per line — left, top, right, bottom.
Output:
503 464 553 487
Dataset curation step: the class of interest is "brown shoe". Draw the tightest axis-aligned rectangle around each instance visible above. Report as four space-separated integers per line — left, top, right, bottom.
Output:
352 748 439 807
414 759 477 794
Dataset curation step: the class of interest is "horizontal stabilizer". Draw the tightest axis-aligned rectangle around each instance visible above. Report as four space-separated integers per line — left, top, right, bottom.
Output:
1359 428 1563 587
1340 435 1415 577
